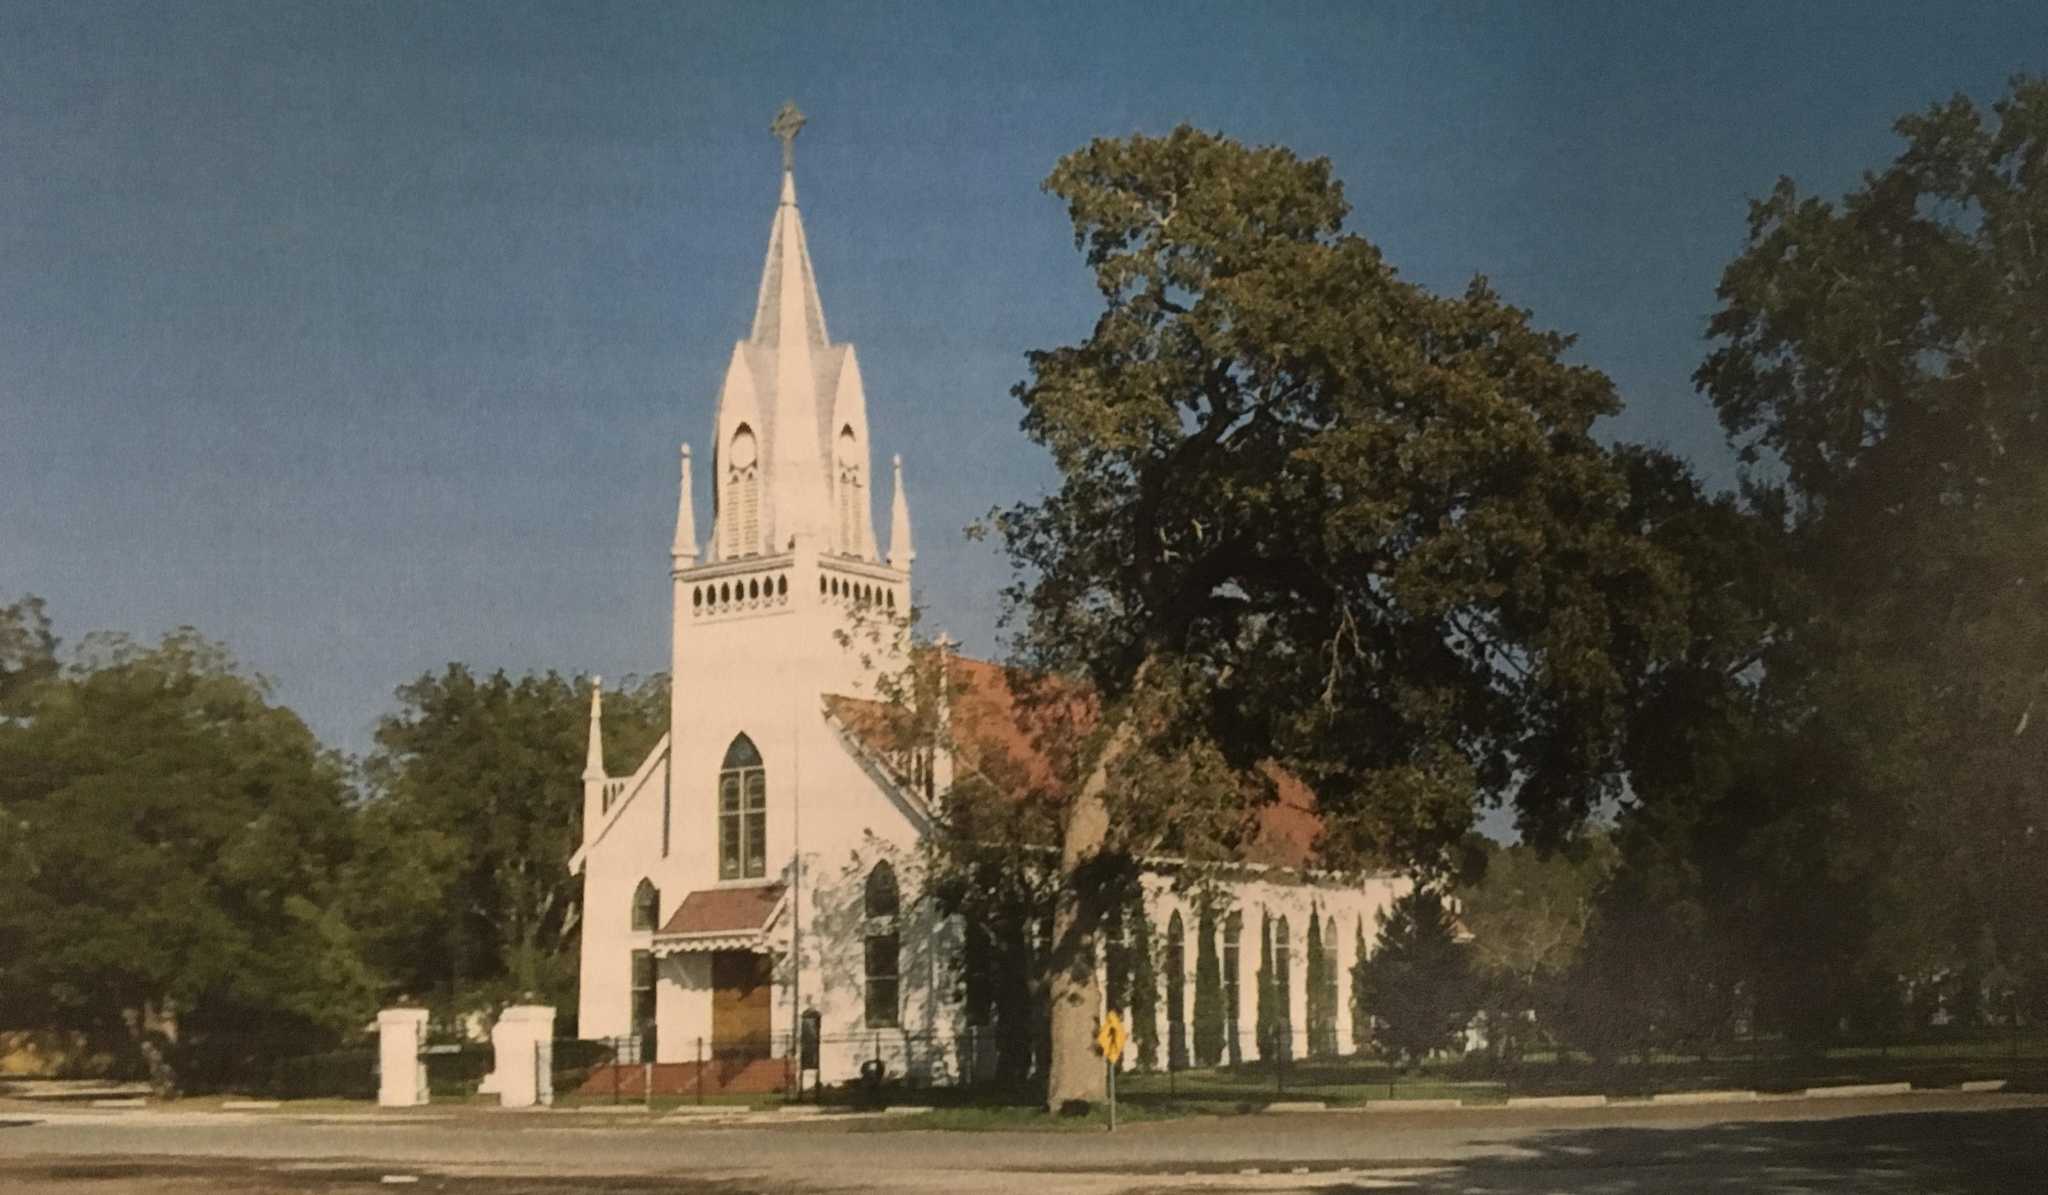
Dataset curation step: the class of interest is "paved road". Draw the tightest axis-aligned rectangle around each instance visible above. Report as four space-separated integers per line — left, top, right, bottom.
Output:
3 1093 2045 1193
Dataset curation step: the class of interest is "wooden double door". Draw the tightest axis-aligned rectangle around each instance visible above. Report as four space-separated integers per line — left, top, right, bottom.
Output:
710 951 773 1056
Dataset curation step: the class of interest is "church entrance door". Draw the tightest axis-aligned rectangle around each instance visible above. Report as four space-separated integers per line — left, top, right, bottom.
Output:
710 950 773 1058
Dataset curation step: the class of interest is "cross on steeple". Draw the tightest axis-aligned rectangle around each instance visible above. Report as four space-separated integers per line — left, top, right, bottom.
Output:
771 101 806 173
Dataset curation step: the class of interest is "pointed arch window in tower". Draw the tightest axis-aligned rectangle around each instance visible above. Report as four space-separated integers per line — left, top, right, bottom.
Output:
718 734 767 880
836 425 862 557
726 424 760 557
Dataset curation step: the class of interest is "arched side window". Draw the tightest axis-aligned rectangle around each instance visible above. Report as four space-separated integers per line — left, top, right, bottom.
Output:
864 861 900 1027
717 733 767 880
1166 909 1188 1070
835 425 862 557
631 878 660 932
1222 910 1244 1065
1273 914 1294 1062
726 424 760 557
864 860 899 919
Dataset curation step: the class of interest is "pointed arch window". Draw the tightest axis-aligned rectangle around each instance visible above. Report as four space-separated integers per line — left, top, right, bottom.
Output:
1272 914 1294 1062
835 425 863 557
1166 909 1188 1070
1223 911 1243 1064
718 734 767 880
726 424 760 557
864 861 900 1027
631 878 660 932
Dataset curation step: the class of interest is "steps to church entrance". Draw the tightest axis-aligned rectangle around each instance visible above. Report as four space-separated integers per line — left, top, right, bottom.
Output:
574 1056 788 1099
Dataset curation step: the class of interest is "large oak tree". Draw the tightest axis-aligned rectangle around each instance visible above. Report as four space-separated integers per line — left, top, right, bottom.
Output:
0 612 370 1090
1696 76 2048 1021
995 128 1686 1105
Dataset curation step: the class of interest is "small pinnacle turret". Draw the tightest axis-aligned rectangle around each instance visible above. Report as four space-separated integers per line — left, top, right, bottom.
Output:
582 677 606 782
888 454 914 570
672 444 697 566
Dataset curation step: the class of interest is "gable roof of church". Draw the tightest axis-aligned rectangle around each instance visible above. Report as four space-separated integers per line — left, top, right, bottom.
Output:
823 653 1329 872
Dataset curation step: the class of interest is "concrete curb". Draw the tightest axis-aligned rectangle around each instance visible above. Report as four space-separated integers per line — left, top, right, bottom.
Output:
1959 1079 2008 1093
88 1098 147 1109
1504 1095 1606 1109
1363 1098 1465 1112
220 1100 280 1110
1802 1082 1911 1099
1647 1090 1759 1106
1266 1101 1330 1113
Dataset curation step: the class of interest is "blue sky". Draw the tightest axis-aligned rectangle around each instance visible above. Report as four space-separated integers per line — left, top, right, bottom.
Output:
4 2 2045 759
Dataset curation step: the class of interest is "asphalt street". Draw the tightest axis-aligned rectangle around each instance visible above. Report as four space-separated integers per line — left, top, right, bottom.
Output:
2 1092 2045 1193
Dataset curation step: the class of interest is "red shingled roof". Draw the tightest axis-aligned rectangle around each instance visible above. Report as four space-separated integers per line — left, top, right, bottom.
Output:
824 654 1327 871
657 884 786 937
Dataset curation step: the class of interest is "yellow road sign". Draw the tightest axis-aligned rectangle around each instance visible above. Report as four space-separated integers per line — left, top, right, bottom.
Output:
1095 1011 1127 1059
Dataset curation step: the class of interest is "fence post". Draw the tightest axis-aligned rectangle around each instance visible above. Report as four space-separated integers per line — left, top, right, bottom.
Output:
696 1036 704 1106
643 1057 652 1109
612 1037 621 1106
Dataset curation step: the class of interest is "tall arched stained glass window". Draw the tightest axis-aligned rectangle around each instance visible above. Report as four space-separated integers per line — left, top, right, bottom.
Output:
864 861 900 1027
718 734 766 880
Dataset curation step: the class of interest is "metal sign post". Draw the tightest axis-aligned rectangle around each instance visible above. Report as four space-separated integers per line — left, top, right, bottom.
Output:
1095 1012 1127 1132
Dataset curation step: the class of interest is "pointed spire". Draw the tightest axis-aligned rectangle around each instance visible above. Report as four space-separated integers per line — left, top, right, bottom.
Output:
672 443 697 565
888 454 914 570
582 677 606 782
748 105 828 348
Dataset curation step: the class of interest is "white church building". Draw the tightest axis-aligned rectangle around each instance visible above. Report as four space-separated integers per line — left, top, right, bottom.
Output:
569 106 1407 1091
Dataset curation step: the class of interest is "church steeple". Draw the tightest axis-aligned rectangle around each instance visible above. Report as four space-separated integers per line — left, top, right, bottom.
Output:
707 102 884 565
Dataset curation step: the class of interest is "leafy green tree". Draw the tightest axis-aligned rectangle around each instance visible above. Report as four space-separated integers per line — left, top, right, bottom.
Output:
1162 909 1186 1071
1130 898 1160 1070
0 621 370 1090
354 666 666 1019
0 595 57 713
1350 917 1372 1054
1358 890 1476 1068
995 126 1687 1104
1305 907 1332 1057
1192 905 1225 1066
1458 835 1613 1061
1696 76 2048 1025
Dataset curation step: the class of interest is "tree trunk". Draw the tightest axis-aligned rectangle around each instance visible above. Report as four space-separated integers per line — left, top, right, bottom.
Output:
1045 774 1111 1109
1043 681 1148 1110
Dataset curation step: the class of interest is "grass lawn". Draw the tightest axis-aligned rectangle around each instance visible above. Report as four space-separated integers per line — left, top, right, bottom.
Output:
1113 1034 2048 1106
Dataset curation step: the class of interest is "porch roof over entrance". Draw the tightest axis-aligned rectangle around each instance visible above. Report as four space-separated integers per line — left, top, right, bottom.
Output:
652 883 786 954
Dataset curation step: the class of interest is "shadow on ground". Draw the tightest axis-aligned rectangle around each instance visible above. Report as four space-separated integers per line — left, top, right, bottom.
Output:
1153 1107 2048 1194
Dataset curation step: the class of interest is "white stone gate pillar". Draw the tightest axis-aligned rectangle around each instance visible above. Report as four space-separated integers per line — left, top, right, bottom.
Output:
376 1007 429 1107
490 1005 557 1108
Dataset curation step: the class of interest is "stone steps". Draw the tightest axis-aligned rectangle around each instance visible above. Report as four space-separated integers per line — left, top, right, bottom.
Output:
575 1056 789 1098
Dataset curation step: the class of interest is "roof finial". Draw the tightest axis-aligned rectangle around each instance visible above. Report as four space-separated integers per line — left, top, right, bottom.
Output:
771 100 806 173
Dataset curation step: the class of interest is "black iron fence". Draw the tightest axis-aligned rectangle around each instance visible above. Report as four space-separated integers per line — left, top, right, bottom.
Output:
64 1017 2043 1106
